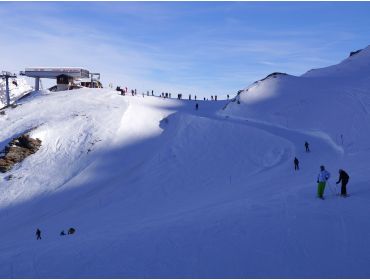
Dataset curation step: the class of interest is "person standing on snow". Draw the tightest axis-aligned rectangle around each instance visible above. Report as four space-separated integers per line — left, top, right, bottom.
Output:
317 165 330 199
305 141 310 152
195 103 199 110
336 169 350 197
36 228 42 240
294 157 299 170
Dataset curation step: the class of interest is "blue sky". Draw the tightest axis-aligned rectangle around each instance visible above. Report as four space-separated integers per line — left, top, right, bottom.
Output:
1 1 370 97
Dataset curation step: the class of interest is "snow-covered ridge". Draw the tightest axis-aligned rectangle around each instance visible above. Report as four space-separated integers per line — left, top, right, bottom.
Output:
223 45 370 152
302 45 370 78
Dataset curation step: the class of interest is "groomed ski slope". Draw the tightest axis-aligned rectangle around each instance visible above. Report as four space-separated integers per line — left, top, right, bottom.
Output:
1 48 370 277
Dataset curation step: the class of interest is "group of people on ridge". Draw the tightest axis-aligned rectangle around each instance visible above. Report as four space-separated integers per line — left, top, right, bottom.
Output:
294 141 350 200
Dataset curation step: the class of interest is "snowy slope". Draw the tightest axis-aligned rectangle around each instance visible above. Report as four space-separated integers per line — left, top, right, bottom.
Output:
1 46 370 278
0 77 32 108
222 45 370 153
303 46 370 78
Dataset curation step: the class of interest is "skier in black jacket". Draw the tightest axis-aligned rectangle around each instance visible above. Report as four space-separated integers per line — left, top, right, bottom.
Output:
36 228 42 240
294 157 299 170
336 169 349 197
305 141 310 152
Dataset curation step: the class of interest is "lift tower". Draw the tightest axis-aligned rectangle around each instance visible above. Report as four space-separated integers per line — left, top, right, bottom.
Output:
0 71 17 107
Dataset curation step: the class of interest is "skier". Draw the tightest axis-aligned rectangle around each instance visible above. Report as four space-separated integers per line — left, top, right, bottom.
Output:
305 141 310 152
336 169 350 197
36 228 42 240
227 94 230 100
189 94 191 100
195 103 199 110
317 165 330 199
215 95 217 101
294 157 299 170
68 227 76 235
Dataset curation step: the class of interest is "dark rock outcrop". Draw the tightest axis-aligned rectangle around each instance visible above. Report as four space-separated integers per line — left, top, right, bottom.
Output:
0 134 42 173
260 72 288 82
349 49 362 57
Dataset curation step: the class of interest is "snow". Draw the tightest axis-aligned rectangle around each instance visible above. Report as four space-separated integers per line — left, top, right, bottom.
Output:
1 47 370 277
0 77 32 108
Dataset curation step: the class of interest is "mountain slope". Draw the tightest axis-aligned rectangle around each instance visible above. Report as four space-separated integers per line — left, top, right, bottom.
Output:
222 46 370 152
1 47 370 277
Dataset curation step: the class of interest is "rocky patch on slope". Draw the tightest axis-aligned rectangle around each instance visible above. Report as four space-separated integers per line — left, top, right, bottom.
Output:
0 134 42 173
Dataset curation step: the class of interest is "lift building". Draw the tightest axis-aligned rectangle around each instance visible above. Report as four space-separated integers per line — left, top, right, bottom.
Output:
22 67 101 91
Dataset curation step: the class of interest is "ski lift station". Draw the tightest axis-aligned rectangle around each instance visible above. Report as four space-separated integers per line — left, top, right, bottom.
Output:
21 67 102 91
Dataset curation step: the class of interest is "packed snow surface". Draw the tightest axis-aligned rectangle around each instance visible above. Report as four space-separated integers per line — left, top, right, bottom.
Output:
1 47 370 277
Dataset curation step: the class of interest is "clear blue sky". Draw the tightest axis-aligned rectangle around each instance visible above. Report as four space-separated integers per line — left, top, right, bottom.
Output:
1 1 370 97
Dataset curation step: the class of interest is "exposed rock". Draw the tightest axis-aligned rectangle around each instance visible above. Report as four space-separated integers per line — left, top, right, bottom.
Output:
350 49 362 57
0 134 42 173
260 72 288 82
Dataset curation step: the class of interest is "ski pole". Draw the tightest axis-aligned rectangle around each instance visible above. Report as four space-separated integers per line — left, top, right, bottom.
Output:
327 181 337 196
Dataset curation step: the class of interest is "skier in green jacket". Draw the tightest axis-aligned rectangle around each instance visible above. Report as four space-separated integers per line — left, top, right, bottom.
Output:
317 165 330 199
